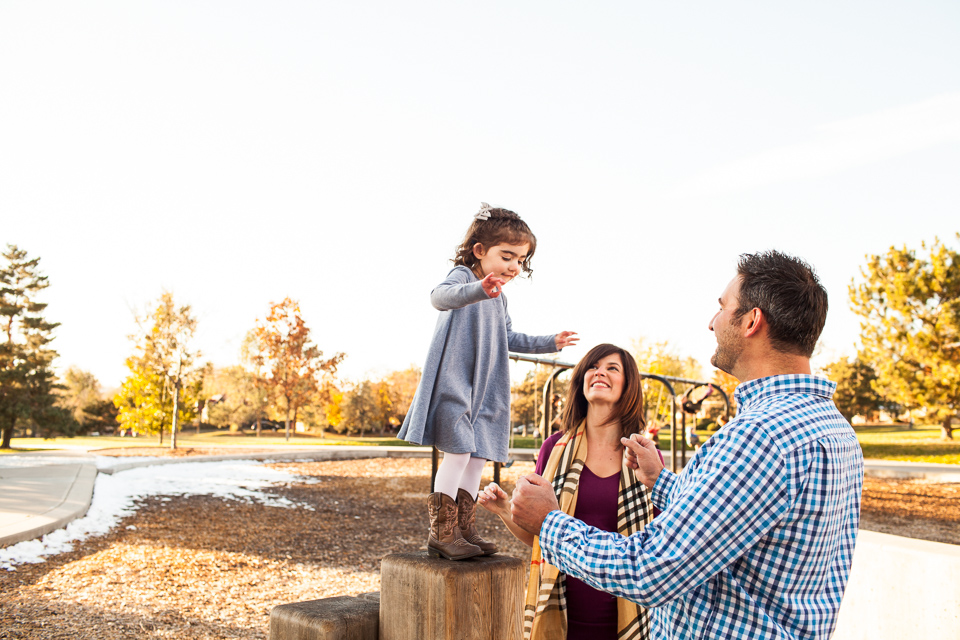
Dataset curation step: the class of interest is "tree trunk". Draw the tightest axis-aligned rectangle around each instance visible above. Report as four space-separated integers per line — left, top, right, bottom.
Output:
256 417 262 438
1 423 12 449
284 407 291 442
171 382 180 450
942 416 954 440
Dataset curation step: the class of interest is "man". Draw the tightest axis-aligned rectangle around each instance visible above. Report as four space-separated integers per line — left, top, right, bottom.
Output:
511 251 864 639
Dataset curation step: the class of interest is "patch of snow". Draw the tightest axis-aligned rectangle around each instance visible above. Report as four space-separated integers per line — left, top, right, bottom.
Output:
94 456 159 470
0 460 313 571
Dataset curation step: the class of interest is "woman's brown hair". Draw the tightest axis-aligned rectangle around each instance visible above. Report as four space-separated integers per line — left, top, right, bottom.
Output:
560 343 645 442
452 206 537 277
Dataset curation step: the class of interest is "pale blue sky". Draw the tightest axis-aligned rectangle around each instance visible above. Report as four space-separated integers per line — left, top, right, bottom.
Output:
2 1 958 388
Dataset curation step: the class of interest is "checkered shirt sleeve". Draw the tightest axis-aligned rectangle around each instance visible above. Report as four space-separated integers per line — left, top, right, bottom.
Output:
539 374 863 640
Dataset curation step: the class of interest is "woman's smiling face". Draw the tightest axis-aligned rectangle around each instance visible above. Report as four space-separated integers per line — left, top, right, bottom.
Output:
583 353 624 405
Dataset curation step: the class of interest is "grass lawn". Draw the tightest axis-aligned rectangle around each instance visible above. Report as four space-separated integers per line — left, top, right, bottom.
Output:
672 424 960 465
0 431 421 454
4 425 958 465
853 424 960 465
673 425 960 465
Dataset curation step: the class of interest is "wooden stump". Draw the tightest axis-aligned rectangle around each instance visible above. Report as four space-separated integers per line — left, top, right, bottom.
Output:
270 593 380 640
380 552 525 640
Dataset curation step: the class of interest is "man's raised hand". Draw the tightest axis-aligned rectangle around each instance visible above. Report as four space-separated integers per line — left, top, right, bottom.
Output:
510 474 560 536
621 434 665 489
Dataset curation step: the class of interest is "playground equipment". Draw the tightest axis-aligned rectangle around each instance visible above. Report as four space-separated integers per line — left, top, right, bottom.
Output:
429 354 733 488
271 553 526 639
506 354 734 473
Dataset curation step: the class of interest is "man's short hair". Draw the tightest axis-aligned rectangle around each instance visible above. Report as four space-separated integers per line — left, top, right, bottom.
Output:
736 251 828 357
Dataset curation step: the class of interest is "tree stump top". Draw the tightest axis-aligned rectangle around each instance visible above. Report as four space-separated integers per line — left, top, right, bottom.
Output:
380 552 525 640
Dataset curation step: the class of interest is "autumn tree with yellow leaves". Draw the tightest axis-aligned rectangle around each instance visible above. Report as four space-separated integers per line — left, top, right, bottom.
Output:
245 298 344 441
114 292 203 447
850 235 960 439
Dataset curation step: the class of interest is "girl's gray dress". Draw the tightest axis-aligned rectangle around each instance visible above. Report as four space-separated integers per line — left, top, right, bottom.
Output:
398 266 559 462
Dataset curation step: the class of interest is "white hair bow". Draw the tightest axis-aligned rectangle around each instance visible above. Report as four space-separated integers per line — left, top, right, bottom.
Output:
475 202 493 220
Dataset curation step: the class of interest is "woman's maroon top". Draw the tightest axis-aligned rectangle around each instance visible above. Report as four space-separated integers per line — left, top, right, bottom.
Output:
535 431 620 639
533 431 663 639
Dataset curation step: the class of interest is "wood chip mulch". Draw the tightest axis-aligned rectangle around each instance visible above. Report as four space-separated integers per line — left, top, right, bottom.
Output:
1 456 957 639
0 458 532 639
859 476 960 545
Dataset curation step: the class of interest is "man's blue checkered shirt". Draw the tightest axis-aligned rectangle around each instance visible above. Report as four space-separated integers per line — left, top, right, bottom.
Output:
539 374 863 640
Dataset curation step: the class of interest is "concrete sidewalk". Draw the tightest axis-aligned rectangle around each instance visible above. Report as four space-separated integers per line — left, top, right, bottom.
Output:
0 446 435 549
859 459 960 483
0 463 98 547
1 448 958 549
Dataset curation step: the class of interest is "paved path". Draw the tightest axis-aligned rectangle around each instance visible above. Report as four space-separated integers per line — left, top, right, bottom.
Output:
0 463 98 547
1 447 958 549
0 446 431 548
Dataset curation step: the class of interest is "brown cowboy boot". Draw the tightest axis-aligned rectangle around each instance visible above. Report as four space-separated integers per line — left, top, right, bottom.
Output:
427 492 483 560
457 488 498 556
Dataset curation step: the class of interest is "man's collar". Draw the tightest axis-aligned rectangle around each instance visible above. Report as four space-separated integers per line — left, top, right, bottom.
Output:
734 374 837 410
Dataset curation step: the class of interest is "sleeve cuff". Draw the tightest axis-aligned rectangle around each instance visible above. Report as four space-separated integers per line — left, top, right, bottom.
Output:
538 510 574 566
652 469 677 511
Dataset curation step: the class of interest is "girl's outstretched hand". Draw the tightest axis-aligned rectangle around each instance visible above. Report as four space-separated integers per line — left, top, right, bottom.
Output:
555 331 579 350
480 273 506 298
477 482 510 516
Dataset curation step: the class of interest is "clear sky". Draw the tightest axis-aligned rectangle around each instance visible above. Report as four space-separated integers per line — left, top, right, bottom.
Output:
2 1 959 390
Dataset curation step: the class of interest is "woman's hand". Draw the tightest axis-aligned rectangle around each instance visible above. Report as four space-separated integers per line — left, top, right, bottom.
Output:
554 331 579 350
479 481 537 548
481 273 506 298
477 482 510 517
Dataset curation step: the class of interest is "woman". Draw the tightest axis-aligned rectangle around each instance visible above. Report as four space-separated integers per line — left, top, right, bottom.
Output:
478 343 657 640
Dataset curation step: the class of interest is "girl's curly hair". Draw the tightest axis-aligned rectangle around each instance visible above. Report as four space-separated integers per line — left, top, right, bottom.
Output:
452 207 537 277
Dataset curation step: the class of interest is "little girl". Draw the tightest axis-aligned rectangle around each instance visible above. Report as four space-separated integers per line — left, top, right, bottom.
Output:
399 203 578 561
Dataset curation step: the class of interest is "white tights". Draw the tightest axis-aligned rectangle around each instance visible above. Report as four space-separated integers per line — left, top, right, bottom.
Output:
433 452 487 500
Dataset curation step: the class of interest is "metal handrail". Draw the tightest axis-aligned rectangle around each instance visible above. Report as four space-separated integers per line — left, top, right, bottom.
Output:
505 353 733 472
431 353 734 488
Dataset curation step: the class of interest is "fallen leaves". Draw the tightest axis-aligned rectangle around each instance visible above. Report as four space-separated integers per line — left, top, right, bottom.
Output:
859 476 960 545
0 457 956 639
0 458 534 639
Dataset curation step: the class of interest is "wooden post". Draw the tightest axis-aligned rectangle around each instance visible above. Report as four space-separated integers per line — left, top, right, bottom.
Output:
270 594 380 640
380 553 524 640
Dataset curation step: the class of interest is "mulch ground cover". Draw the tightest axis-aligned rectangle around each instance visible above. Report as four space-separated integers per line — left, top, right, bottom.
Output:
1 456 957 639
858 476 960 545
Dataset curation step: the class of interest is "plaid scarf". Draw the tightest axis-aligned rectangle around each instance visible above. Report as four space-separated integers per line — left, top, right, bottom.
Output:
523 423 654 640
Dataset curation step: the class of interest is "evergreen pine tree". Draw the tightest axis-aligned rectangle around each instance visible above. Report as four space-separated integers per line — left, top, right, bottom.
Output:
0 245 61 448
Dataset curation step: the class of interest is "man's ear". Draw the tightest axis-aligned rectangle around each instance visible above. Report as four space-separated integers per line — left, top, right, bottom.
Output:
472 243 486 259
743 308 764 338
